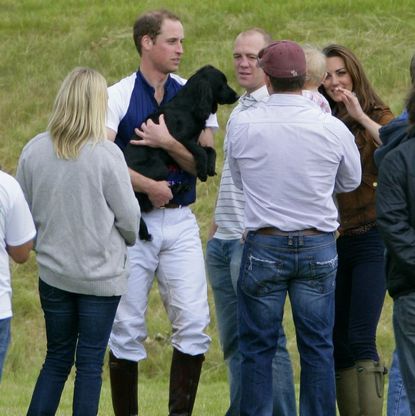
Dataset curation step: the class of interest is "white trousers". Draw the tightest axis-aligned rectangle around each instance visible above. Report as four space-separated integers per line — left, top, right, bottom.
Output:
109 207 211 362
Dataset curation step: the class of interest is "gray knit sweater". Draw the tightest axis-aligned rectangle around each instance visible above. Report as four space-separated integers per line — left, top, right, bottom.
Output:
16 132 140 296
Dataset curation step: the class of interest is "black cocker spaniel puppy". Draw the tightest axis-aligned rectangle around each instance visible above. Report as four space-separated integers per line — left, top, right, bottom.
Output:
124 65 238 240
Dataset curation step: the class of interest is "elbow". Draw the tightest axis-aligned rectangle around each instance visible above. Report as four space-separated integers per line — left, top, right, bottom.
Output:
12 253 31 264
8 241 33 264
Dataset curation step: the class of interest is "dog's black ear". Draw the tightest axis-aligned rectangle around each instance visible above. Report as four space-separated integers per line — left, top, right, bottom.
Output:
196 78 214 118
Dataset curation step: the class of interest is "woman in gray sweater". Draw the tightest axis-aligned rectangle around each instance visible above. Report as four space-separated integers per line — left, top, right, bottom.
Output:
16 67 140 416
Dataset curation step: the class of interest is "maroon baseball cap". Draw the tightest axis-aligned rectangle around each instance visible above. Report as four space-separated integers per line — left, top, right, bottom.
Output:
258 40 306 78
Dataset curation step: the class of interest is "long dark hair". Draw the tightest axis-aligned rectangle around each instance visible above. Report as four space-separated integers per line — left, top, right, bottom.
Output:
319 44 386 127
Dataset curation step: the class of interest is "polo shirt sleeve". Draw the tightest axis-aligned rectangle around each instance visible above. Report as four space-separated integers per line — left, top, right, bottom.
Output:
227 116 245 190
106 75 135 135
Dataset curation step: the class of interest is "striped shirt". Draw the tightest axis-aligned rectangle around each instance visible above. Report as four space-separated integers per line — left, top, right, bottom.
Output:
214 86 269 239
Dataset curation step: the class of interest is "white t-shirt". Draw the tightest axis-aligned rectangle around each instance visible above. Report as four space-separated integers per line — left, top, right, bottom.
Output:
0 171 36 319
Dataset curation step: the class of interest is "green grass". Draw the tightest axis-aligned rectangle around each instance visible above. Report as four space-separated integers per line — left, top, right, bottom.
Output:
1 0 414 414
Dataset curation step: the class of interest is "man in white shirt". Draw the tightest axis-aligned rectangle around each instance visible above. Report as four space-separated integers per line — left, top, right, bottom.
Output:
228 40 361 416
0 170 35 381
206 29 296 416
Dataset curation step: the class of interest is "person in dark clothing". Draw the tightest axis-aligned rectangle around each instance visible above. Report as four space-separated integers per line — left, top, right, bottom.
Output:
375 53 415 416
376 83 415 416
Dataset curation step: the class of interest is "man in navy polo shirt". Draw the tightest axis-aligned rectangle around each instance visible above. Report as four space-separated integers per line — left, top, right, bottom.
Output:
106 9 217 416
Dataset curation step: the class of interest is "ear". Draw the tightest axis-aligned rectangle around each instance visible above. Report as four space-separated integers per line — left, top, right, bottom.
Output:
141 35 153 52
196 78 214 117
264 73 273 94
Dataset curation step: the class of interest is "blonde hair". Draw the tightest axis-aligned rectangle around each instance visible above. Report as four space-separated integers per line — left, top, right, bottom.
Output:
303 45 327 88
48 67 108 159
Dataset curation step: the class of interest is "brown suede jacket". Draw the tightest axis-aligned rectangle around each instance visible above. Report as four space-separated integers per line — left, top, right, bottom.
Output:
336 106 394 233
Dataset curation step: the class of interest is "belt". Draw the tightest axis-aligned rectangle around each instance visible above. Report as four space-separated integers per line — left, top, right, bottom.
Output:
256 227 323 236
162 202 181 209
340 221 376 236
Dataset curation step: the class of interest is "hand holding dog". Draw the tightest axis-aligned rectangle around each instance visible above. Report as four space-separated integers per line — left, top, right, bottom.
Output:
145 178 173 208
131 115 174 150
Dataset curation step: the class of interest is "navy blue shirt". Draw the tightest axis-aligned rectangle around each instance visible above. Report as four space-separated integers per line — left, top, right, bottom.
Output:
114 71 196 206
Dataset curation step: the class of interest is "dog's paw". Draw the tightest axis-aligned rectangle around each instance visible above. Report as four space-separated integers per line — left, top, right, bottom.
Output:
198 172 208 182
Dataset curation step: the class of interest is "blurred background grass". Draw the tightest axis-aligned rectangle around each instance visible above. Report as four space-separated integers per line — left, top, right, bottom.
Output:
1 0 415 414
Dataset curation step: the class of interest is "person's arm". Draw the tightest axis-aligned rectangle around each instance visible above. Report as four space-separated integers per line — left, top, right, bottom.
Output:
332 123 362 193
4 172 36 262
128 168 173 208
107 128 116 142
336 87 383 146
198 128 215 148
104 148 141 246
107 127 173 207
207 222 218 240
227 118 245 190
7 240 33 264
130 114 197 175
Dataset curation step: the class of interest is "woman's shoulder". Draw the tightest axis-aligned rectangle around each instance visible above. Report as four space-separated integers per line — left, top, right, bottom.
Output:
20 131 53 159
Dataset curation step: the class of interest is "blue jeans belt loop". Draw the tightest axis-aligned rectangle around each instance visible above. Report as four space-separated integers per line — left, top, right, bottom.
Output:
256 227 324 236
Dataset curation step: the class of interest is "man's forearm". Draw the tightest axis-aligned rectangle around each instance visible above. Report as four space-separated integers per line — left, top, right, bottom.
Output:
129 168 154 193
163 138 197 175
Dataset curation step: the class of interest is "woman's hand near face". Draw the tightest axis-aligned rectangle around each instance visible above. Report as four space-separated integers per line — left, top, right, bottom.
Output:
336 87 382 146
336 87 365 122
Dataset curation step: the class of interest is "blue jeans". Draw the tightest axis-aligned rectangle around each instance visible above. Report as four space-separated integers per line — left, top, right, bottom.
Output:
0 317 11 381
206 237 296 416
238 231 337 416
393 293 415 415
387 349 410 416
27 279 120 416
334 228 386 369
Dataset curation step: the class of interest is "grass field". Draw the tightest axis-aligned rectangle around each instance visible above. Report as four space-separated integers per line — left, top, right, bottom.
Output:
1 0 415 414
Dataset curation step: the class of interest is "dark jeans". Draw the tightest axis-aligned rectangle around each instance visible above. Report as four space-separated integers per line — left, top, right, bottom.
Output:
238 231 337 416
334 227 386 369
27 279 120 416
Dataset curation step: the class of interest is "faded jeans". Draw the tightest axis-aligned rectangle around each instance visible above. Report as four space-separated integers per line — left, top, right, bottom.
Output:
387 349 410 416
0 317 11 381
238 231 337 416
393 293 415 415
206 237 296 416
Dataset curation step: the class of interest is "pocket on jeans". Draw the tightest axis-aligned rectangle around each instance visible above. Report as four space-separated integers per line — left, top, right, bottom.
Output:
308 252 337 293
39 279 66 302
240 254 282 297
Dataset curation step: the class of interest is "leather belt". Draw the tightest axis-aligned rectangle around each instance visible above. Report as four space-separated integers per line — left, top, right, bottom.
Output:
256 227 323 236
162 202 181 209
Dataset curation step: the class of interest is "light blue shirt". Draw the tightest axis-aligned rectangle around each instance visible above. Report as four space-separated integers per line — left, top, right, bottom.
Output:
228 93 361 233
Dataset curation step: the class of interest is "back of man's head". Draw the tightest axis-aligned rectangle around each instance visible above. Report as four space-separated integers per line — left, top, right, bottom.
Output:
258 40 306 93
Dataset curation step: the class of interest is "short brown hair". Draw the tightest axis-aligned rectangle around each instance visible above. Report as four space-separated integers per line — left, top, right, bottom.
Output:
133 9 181 55
237 28 273 47
268 75 306 92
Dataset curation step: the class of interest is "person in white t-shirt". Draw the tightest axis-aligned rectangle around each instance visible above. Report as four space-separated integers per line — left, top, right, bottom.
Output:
0 170 35 381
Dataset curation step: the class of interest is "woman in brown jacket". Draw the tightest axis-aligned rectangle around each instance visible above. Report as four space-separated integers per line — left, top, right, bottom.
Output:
320 44 394 416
